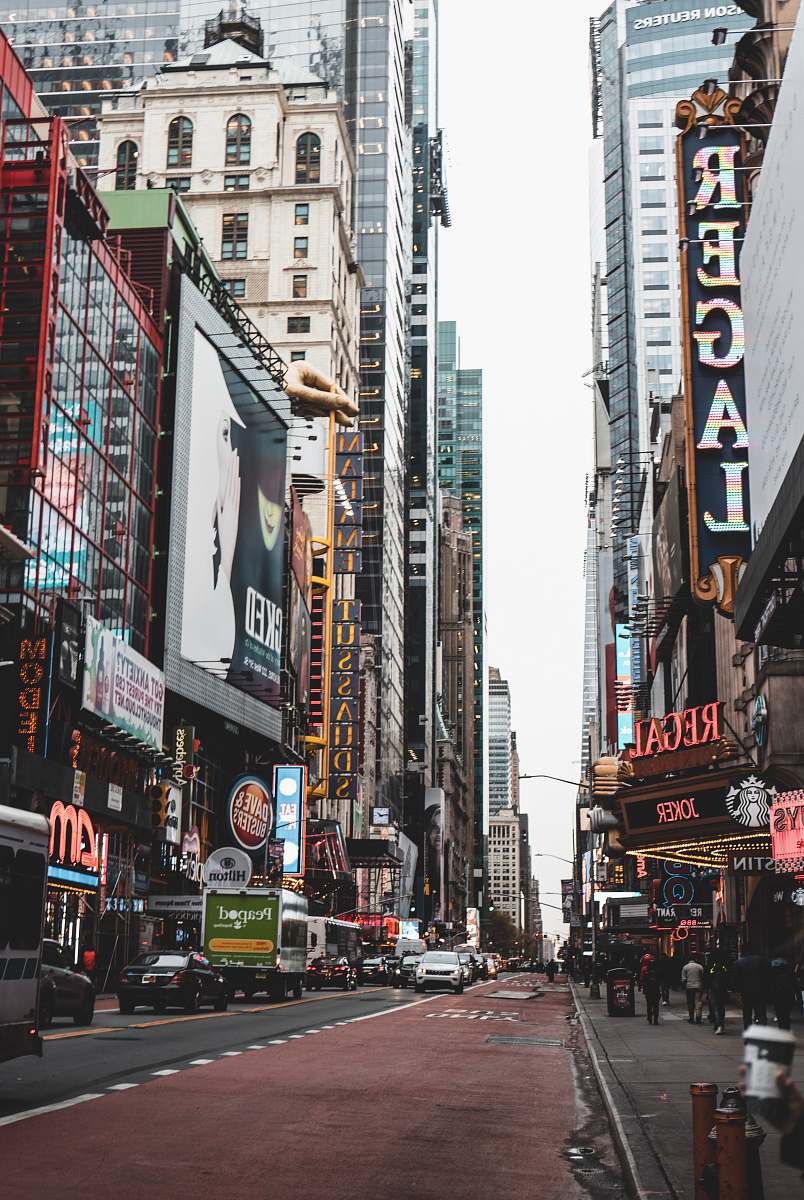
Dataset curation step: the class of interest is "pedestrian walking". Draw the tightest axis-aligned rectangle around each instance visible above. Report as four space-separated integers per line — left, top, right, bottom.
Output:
771 956 796 1031
706 949 729 1035
657 950 672 1006
733 947 770 1029
640 954 661 1025
681 954 704 1023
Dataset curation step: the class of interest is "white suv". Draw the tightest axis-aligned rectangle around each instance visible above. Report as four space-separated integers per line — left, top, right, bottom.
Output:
414 951 464 994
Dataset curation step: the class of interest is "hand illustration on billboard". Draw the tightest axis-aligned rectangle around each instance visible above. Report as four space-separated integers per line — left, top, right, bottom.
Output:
215 413 241 582
285 361 359 428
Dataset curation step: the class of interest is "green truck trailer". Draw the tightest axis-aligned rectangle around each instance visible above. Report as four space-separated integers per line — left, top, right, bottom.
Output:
202 888 308 1001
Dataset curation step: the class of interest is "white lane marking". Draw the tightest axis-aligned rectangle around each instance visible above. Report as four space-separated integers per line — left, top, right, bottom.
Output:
343 993 444 1025
268 1039 287 1045
287 1034 305 1040
0 1093 105 1128
304 1029 322 1034
220 1051 242 1056
107 1083 138 1091
247 1044 266 1050
151 1069 180 1076
189 1058 214 1065
320 1024 336 1029
335 1021 349 1026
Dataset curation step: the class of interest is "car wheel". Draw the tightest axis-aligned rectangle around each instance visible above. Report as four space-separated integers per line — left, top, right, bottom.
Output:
153 999 166 1014
38 991 54 1029
74 991 95 1026
455 982 464 994
184 987 201 1013
213 992 228 1012
118 996 134 1015
292 978 303 1000
315 982 322 991
414 982 424 993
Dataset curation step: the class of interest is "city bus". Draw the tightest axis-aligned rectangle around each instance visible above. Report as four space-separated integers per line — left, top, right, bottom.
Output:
0 804 50 1063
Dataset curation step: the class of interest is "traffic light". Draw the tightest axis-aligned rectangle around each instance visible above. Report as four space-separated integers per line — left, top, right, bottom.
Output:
150 783 171 829
592 756 621 803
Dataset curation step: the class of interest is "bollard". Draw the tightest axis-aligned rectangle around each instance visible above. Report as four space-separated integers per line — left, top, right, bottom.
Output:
690 1083 718 1200
719 1086 765 1200
714 1095 748 1200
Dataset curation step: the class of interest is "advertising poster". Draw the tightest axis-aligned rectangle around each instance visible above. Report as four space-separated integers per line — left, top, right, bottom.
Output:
424 788 444 921
227 775 274 854
81 616 165 752
466 908 480 948
397 832 418 918
202 893 279 967
288 579 311 711
181 327 287 705
56 599 82 688
273 764 306 876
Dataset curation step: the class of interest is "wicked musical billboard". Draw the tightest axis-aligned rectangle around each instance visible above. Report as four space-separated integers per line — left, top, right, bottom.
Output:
166 277 288 730
676 83 751 616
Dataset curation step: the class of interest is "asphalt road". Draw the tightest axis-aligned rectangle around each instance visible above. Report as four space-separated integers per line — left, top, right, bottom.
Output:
0 983 428 1119
0 976 625 1200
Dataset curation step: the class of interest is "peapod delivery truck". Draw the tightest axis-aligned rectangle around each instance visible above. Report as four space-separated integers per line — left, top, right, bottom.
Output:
202 888 308 1001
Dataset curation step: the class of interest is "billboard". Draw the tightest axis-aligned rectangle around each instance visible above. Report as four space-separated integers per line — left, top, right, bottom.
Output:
165 277 287 741
652 468 686 602
227 775 274 854
466 908 479 948
181 326 286 702
81 617 165 752
743 22 804 543
273 764 306 876
424 787 444 921
676 84 751 616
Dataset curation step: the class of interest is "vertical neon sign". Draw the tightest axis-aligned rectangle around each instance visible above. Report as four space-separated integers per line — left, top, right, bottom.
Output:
676 83 750 616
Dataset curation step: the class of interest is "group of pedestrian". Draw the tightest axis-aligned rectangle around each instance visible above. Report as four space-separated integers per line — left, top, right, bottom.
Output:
634 944 802 1033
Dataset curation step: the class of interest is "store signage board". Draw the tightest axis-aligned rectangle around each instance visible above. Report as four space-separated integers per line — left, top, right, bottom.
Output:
770 792 804 869
676 84 751 616
623 773 776 837
82 616 165 752
227 776 274 854
630 702 722 759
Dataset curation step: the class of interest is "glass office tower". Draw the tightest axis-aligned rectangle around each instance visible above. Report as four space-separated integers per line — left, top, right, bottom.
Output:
437 320 484 886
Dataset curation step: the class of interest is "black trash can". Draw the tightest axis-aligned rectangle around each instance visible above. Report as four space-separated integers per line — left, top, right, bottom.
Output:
606 968 635 1017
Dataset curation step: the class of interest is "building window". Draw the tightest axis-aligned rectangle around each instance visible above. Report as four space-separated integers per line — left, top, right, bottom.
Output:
294 236 309 260
639 162 665 181
295 202 309 225
166 176 191 193
287 316 310 333
295 132 321 183
221 213 248 260
638 109 663 128
224 174 250 191
225 113 251 165
115 139 138 190
167 116 193 168
640 189 665 209
292 274 308 298
639 135 664 154
291 351 306 361
222 278 246 298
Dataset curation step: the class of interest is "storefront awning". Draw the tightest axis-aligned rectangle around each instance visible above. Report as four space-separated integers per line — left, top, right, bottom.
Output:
345 839 404 869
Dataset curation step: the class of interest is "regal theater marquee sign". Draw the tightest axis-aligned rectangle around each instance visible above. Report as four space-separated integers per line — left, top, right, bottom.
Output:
676 83 751 616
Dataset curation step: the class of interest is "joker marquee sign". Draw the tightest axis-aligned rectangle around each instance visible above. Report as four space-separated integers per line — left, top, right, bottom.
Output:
676 83 751 617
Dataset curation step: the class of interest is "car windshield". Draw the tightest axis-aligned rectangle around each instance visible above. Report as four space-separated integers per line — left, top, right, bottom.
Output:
131 954 188 969
422 952 458 964
458 954 471 962
364 959 383 966
401 956 421 965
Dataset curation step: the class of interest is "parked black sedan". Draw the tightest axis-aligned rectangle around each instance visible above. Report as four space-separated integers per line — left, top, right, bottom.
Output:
38 939 95 1027
116 952 228 1014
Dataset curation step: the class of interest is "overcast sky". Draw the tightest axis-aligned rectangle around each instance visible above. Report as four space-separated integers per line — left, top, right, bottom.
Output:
438 1 602 938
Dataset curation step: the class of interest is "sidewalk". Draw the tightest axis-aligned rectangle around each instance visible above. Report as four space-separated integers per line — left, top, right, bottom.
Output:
572 982 804 1200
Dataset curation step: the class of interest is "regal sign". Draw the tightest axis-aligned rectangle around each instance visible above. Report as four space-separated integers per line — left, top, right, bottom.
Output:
676 84 750 616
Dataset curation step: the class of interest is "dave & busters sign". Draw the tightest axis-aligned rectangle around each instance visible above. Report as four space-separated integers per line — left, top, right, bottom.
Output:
227 775 274 853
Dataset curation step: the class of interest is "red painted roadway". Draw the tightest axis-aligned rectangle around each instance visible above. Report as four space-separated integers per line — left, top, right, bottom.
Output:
3 981 605 1199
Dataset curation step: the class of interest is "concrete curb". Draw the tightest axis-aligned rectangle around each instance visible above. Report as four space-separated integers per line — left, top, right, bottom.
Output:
571 982 677 1200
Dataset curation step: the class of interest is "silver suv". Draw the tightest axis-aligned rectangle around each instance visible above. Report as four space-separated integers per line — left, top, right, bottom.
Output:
414 951 464 994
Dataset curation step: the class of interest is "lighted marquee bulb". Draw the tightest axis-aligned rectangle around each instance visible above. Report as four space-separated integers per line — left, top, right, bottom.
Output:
704 461 749 533
696 221 740 289
697 379 749 451
691 145 740 210
693 299 745 369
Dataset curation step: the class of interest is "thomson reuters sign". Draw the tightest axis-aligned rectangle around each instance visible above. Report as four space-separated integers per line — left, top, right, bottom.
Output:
227 776 273 853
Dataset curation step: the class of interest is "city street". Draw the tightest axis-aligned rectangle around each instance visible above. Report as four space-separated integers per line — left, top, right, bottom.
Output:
1 978 623 1199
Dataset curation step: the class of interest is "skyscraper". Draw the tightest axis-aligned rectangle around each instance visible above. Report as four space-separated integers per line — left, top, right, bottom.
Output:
405 0 448 798
487 666 511 818
591 0 746 627
437 320 484 885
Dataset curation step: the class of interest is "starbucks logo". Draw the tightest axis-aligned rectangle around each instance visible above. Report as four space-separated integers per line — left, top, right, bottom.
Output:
725 775 776 829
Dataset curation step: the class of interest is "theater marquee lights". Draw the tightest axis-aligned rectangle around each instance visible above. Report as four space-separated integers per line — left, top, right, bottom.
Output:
676 83 751 616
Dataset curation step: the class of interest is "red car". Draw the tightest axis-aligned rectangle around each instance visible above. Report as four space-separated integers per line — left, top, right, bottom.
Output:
306 957 359 991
